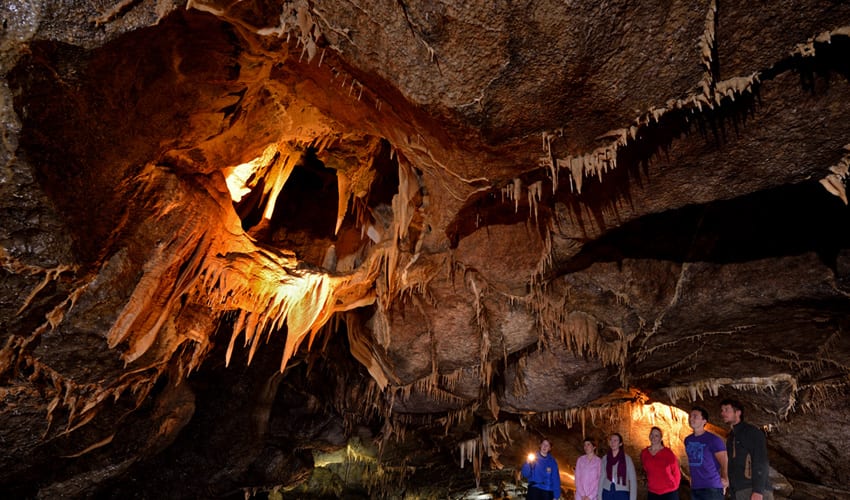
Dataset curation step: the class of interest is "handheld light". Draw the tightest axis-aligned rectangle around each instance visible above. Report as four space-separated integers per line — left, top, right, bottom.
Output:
527 452 536 462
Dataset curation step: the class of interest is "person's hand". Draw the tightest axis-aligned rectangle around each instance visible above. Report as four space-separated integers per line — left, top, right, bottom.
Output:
721 477 729 488
750 493 763 500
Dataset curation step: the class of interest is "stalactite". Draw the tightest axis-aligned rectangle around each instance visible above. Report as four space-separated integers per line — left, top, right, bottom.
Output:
459 433 488 488
513 177 522 213
533 220 556 277
250 0 321 61
335 170 351 234
792 26 850 59
440 367 465 391
742 346 849 382
501 178 523 212
466 273 495 389
697 0 718 98
0 258 176 434
373 157 428 310
390 375 467 405
526 388 647 431
107 164 380 379
459 436 478 470
661 374 798 418
525 2 758 216
798 377 850 413
819 144 850 205
634 327 743 363
438 403 479 436
3 249 85 331
528 180 543 223
2 249 78 316
530 288 629 373
633 349 701 380
512 354 528 397
344 312 396 390
338 377 384 435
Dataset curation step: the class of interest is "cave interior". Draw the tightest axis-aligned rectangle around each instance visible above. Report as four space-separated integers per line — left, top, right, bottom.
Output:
2 1 850 498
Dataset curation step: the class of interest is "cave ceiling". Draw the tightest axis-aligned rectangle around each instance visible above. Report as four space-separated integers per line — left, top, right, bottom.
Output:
1 0 850 498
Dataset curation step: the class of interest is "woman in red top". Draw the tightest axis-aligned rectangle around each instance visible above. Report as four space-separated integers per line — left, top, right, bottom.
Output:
640 426 681 499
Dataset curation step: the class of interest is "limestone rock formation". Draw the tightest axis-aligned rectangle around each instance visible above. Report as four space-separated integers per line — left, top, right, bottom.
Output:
1 0 849 498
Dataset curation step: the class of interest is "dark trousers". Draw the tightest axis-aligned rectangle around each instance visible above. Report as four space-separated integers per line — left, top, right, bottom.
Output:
733 488 774 500
601 484 630 500
648 491 680 500
691 488 724 500
527 485 554 500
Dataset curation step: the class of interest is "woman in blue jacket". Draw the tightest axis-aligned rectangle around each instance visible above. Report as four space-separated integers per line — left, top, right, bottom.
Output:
522 438 561 500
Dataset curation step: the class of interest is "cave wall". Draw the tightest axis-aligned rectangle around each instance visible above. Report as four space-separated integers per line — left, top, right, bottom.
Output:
2 0 850 498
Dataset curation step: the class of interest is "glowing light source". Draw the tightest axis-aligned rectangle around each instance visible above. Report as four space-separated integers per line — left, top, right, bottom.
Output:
223 161 259 203
223 144 279 202
629 401 690 426
527 452 536 462
627 400 692 461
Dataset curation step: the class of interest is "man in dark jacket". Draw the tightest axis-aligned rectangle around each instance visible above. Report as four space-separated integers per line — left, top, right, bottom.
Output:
720 399 773 500
521 438 561 500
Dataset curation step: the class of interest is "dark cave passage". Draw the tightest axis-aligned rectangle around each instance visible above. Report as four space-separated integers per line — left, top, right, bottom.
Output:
562 180 850 271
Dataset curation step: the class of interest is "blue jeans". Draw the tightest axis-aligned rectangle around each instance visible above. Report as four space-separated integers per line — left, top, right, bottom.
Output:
691 488 724 500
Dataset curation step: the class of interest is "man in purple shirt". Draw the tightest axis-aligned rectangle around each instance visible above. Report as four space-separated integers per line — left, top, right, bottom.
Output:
685 406 729 500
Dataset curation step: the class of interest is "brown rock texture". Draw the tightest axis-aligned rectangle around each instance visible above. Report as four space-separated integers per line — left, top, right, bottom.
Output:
1 0 850 498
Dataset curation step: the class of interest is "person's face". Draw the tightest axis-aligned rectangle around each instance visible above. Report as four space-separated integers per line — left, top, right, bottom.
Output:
720 404 740 425
689 410 706 431
583 441 595 455
649 428 662 446
539 440 551 456
609 434 621 450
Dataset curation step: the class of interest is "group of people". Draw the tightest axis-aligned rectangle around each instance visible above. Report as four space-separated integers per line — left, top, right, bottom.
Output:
520 399 772 500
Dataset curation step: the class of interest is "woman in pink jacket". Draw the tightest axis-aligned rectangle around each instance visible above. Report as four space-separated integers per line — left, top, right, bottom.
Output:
575 438 602 500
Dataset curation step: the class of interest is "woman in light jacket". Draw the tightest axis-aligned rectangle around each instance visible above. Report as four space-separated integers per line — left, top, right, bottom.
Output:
598 433 637 500
575 438 601 500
